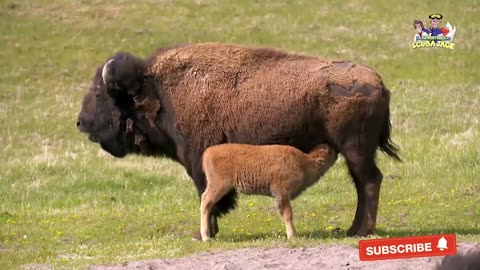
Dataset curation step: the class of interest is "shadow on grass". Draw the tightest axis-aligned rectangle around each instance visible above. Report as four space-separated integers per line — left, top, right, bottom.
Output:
218 228 349 243
375 228 480 238
220 227 479 243
219 232 289 243
303 227 480 240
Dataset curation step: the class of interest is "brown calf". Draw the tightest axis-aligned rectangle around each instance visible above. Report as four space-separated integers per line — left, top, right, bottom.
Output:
200 143 338 241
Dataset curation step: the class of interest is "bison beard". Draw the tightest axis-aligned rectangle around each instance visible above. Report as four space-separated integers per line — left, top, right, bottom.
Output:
77 43 400 239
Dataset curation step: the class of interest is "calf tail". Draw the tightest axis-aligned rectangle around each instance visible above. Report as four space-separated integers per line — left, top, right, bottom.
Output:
378 90 401 161
213 190 238 217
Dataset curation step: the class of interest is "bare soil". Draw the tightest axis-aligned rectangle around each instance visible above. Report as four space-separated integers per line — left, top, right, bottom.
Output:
89 242 478 270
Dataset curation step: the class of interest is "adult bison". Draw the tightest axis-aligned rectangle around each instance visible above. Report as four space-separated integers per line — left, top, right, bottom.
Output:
77 42 400 239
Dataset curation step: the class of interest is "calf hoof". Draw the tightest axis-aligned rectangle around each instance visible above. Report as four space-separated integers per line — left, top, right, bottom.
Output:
191 230 202 241
287 234 297 240
192 230 216 241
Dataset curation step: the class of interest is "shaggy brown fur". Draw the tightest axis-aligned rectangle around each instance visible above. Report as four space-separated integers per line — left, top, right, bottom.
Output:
77 42 400 239
200 143 337 241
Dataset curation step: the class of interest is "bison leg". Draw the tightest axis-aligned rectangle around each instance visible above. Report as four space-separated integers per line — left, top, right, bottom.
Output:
343 149 383 237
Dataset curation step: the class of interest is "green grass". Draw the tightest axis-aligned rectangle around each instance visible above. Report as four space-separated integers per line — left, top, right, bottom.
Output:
0 0 479 268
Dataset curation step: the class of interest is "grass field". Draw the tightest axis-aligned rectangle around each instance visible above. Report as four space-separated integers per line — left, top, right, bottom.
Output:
0 0 479 269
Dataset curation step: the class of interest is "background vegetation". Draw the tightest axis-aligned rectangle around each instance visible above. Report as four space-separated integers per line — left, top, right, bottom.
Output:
0 0 478 268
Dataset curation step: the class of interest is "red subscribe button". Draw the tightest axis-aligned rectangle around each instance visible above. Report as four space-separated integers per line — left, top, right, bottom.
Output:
359 234 456 261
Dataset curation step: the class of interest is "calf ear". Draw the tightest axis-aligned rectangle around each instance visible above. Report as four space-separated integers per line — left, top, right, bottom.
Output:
102 52 146 96
315 159 325 168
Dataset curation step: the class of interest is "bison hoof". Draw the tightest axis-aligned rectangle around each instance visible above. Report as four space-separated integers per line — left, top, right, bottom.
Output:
332 227 342 234
347 227 375 237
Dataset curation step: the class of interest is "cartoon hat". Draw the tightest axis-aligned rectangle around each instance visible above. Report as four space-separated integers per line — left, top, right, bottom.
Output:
429 14 443 20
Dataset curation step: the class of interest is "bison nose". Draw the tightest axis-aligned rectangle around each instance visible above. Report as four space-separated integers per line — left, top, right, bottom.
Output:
76 121 80 127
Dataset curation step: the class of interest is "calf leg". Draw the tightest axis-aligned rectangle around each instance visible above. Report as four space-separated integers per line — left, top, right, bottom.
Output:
210 189 237 235
343 148 383 237
200 184 232 241
190 160 232 240
189 165 219 240
200 190 214 241
276 195 296 240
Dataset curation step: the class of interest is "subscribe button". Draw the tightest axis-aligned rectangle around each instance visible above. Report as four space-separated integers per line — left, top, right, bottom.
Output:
359 234 456 261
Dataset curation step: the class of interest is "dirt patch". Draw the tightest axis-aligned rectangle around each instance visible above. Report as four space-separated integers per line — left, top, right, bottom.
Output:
89 242 478 270
20 264 52 270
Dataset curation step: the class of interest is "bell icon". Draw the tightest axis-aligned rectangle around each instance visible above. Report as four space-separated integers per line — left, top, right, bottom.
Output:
436 236 448 251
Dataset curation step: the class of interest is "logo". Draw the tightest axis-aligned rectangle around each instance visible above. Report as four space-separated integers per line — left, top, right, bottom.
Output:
359 234 457 261
412 14 456 49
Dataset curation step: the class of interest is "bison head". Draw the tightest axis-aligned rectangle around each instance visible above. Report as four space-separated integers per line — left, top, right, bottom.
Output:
77 52 147 157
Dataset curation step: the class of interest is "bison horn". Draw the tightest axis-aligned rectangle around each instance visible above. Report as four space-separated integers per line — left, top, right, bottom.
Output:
102 59 114 86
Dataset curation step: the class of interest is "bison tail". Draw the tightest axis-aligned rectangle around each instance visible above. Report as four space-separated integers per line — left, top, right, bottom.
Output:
214 189 238 217
378 91 401 161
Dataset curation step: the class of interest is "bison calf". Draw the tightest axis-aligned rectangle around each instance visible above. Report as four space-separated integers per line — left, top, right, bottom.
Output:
200 143 338 241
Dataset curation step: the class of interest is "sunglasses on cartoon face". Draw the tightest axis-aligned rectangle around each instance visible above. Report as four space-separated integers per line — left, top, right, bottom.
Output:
429 14 442 19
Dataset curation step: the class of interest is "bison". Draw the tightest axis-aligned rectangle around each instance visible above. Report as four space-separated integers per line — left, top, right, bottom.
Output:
201 143 338 241
76 42 400 239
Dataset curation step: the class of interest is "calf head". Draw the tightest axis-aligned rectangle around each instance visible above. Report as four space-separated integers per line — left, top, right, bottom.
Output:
77 52 150 157
310 144 338 168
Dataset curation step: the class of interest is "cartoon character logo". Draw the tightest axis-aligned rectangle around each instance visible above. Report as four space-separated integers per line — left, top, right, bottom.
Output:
413 19 430 42
428 14 456 40
412 14 456 49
